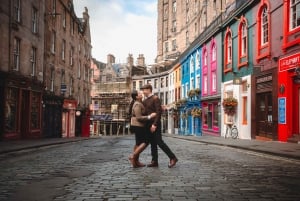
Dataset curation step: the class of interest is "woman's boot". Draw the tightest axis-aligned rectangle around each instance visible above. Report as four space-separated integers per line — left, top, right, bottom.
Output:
129 143 147 168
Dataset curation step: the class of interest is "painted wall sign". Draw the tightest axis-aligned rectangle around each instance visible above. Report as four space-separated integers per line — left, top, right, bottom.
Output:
278 97 286 124
279 53 300 72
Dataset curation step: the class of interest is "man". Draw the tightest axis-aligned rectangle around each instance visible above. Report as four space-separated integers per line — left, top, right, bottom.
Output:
140 84 178 168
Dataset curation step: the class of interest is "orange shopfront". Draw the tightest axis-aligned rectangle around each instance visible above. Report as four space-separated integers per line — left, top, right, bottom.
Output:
278 53 300 141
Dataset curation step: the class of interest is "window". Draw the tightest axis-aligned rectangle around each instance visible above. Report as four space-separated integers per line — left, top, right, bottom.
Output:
257 3 270 61
241 22 247 57
290 0 300 29
190 56 194 73
139 81 143 89
224 28 232 72
203 103 208 126
203 50 208 66
161 77 164 88
50 69 54 92
212 45 216 61
5 87 18 132
78 60 81 79
196 76 200 89
84 66 87 81
51 31 56 54
166 76 169 87
172 1 177 13
186 31 189 46
71 19 74 35
62 8 66 29
172 20 177 32
52 0 56 14
69 78 73 96
165 41 169 52
212 71 216 93
13 38 20 71
61 40 65 61
185 83 189 97
203 75 208 94
226 33 232 63
191 78 194 89
70 46 74 66
30 47 36 76
213 103 219 127
261 7 269 45
14 0 21 22
31 92 40 129
154 79 158 88
196 51 200 68
32 7 38 33
238 18 248 67
172 39 177 51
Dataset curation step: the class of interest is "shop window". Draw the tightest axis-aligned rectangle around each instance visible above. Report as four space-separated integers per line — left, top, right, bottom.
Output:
207 104 212 129
213 103 219 128
5 88 18 132
203 104 208 126
31 92 40 129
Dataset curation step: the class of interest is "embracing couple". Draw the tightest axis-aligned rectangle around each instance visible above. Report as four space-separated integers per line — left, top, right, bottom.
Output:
128 84 178 168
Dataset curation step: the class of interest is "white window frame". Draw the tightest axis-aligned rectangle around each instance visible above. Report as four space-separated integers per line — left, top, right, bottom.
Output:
241 23 247 56
290 0 300 30
31 47 36 76
13 37 20 71
261 7 269 45
32 7 38 33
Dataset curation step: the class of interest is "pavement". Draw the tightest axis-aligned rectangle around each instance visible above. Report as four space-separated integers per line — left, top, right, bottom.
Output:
0 134 300 160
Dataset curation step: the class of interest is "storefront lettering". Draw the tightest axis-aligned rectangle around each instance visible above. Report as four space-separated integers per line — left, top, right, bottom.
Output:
279 53 300 72
257 75 272 83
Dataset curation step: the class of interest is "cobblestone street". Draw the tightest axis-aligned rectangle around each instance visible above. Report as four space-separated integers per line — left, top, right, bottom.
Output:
0 136 300 201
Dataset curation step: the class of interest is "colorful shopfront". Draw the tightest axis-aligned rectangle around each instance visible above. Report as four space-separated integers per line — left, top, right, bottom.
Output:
62 99 77 138
278 53 300 141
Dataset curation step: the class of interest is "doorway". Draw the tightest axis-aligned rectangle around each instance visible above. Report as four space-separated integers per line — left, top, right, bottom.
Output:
256 92 274 139
21 90 30 138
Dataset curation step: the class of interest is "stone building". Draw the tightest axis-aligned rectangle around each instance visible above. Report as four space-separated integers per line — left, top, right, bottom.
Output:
0 0 45 139
156 0 235 63
43 0 92 138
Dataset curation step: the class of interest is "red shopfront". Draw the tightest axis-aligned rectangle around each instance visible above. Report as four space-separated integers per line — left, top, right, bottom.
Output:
278 53 300 141
62 99 77 138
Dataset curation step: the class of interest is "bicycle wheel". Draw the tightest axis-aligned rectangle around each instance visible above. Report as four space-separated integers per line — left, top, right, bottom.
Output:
231 126 238 139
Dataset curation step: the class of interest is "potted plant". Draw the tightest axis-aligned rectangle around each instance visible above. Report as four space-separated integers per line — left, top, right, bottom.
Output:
188 89 196 98
191 107 202 117
222 97 238 115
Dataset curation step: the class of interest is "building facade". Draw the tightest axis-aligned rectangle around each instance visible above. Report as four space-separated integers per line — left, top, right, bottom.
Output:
43 0 92 138
156 0 234 62
0 0 45 140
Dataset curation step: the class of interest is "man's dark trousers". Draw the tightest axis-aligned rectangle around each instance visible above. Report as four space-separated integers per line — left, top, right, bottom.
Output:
148 123 176 163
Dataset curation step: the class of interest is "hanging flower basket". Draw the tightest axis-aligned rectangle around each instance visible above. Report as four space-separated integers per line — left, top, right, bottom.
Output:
222 97 238 116
191 107 202 117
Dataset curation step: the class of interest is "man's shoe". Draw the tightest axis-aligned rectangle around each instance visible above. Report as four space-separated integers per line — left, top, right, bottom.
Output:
168 158 178 168
147 161 158 167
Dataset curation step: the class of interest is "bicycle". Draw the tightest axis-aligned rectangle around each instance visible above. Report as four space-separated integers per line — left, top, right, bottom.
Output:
225 123 238 139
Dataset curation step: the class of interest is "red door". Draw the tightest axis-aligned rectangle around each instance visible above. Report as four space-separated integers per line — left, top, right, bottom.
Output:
293 84 300 135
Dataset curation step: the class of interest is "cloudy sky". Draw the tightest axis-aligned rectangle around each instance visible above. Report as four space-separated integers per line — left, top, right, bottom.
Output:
73 0 157 64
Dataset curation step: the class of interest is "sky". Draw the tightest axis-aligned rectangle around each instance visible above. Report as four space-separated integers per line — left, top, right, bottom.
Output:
73 0 157 64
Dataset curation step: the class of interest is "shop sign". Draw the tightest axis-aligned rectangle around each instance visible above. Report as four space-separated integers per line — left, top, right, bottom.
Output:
278 97 286 124
279 53 300 72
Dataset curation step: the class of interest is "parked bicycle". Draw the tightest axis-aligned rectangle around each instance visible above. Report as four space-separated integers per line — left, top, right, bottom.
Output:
225 123 238 139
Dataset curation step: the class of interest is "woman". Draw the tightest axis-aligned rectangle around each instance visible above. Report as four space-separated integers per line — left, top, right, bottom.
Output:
128 90 156 168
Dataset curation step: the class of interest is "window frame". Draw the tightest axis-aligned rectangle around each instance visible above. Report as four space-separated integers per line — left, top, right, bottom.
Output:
224 27 232 73
238 16 248 68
